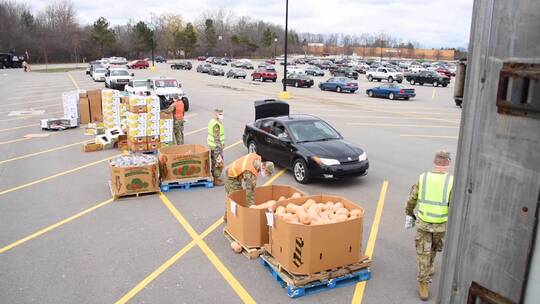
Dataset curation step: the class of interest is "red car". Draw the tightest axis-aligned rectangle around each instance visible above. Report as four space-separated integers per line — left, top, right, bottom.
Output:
197 56 206 61
435 67 452 79
251 68 277 82
128 60 149 69
265 58 276 64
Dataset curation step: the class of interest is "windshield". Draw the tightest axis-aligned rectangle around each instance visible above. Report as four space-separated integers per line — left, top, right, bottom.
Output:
387 68 397 72
154 79 178 87
266 68 276 72
133 81 147 87
111 70 129 76
288 120 341 142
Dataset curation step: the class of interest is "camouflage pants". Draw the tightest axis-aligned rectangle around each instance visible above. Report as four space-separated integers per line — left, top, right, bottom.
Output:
415 228 445 282
173 120 184 145
210 149 223 179
224 175 242 221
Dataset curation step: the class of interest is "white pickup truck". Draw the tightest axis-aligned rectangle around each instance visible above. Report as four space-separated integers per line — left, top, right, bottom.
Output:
147 77 190 111
105 68 133 90
125 79 151 95
366 67 404 83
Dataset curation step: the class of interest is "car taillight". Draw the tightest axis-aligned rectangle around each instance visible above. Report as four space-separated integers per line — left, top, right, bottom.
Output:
400 89 405 93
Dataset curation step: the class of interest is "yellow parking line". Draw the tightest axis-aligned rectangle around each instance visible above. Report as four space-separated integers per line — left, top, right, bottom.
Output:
67 72 80 90
0 139 92 165
348 123 459 128
400 134 458 139
115 168 286 304
159 193 256 303
0 198 114 254
0 124 37 133
352 181 389 303
432 88 436 100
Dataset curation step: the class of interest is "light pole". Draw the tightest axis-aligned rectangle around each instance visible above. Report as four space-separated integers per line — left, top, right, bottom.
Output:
274 37 278 59
218 35 222 57
282 0 289 94
151 30 155 67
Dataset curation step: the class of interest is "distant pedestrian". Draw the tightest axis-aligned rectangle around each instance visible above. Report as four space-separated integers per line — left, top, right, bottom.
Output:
163 95 185 145
22 60 28 72
405 150 454 301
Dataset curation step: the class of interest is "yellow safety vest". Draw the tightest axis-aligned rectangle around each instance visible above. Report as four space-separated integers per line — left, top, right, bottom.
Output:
207 119 225 149
417 172 453 224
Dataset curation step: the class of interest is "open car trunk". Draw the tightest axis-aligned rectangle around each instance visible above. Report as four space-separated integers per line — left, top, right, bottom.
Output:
254 99 289 120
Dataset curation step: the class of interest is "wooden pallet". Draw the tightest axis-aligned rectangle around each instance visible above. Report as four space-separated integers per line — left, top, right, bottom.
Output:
223 229 263 259
108 181 159 200
260 252 371 298
160 177 214 192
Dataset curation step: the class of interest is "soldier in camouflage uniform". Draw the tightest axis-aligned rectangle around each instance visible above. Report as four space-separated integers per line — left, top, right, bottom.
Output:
224 153 275 221
164 95 185 145
405 150 453 301
208 109 225 186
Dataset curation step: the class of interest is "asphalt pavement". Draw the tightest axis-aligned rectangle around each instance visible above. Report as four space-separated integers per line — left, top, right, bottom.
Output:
0 62 460 304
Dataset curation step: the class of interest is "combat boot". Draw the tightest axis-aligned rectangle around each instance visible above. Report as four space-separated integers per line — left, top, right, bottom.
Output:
214 178 224 186
419 282 429 301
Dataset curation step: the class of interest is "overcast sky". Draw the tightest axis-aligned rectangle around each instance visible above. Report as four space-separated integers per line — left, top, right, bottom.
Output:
26 0 473 48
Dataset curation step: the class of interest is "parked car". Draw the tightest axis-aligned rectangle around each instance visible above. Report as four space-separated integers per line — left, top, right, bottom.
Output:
232 60 254 69
205 57 215 63
86 60 102 75
92 68 107 82
171 61 192 70
155 56 167 63
405 70 450 87
105 68 133 90
196 63 212 73
304 66 325 76
109 56 128 65
435 67 453 78
125 79 151 95
318 60 337 70
366 84 416 100
209 66 225 76
147 77 189 111
282 73 314 88
265 59 276 65
251 68 277 82
226 68 247 79
352 64 370 74
243 100 369 184
331 67 359 80
286 66 305 75
127 60 149 69
217 58 228 65
366 67 404 83
88 63 105 77
0 52 24 68
318 77 358 93
197 56 206 61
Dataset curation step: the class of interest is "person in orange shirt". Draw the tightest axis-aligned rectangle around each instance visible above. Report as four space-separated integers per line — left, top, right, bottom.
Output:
163 95 185 145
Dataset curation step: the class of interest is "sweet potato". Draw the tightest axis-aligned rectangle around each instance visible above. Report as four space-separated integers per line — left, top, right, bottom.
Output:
278 196 287 202
334 202 344 211
325 202 334 210
276 206 286 215
350 209 362 218
231 242 242 253
335 208 350 217
334 214 348 222
302 199 316 210
291 192 302 198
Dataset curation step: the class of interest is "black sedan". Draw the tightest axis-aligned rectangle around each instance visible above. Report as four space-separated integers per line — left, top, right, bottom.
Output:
243 100 369 184
171 61 192 70
226 68 247 79
196 63 212 73
282 73 314 88
209 66 225 76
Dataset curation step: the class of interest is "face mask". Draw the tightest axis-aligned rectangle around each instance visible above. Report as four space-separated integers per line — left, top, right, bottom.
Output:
260 168 266 177
218 114 224 121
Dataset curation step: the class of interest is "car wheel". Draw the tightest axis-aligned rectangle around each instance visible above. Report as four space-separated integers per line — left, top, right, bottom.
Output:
182 98 190 112
272 79 276 82
247 140 258 153
389 93 395 100
252 77 256 81
377 79 382 82
105 82 109 88
295 81 299 87
410 80 415 85
404 97 410 100
368 75 373 81
368 90 374 97
293 158 311 184
336 86 342 93
433 81 439 87
419 82 424 86
388 76 394 83
442 84 448 87
397 80 403 84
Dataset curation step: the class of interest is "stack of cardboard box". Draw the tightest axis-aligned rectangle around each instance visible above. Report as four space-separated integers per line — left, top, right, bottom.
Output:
159 112 174 146
79 89 103 124
101 89 122 129
127 95 161 152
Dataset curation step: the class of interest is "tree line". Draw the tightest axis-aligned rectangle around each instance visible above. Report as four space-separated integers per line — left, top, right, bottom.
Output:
1 0 428 63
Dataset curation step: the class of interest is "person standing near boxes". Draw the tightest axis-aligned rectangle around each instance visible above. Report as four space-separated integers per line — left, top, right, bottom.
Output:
163 95 185 145
224 153 275 221
207 109 225 186
405 150 453 301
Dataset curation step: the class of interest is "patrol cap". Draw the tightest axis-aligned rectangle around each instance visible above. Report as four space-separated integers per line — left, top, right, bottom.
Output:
434 150 451 161
214 108 223 114
264 161 275 175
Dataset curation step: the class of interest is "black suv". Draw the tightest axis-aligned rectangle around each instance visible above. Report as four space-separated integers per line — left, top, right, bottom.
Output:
331 67 359 80
171 61 192 70
0 53 24 68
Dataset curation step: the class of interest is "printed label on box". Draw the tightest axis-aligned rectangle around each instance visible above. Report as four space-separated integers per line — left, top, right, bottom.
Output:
230 201 237 216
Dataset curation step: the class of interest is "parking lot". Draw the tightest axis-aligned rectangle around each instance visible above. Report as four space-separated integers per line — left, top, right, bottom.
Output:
0 62 461 304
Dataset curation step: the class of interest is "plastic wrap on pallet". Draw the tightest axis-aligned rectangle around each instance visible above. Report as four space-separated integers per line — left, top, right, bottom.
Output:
110 154 157 168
